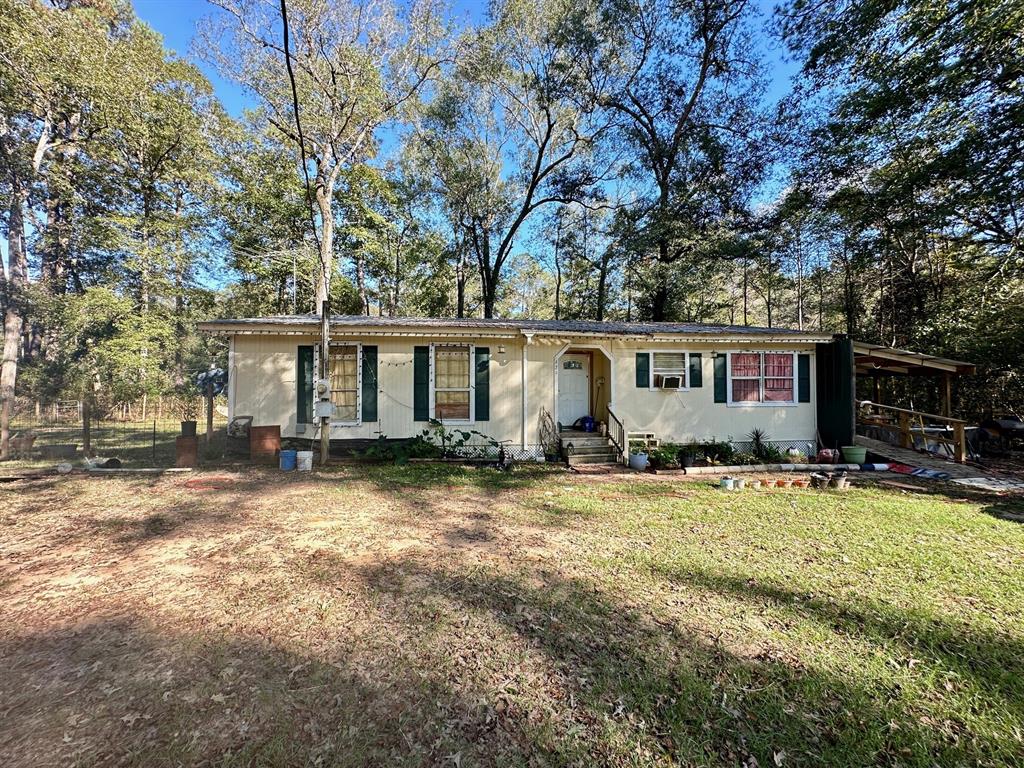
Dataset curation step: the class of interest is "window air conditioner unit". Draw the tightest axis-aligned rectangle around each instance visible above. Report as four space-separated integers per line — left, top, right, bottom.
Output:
660 375 683 389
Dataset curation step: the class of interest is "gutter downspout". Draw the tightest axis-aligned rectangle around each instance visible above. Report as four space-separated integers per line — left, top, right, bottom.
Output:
521 332 533 450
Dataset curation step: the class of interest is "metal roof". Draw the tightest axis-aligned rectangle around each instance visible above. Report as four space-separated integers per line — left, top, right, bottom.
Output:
198 314 831 340
853 341 975 375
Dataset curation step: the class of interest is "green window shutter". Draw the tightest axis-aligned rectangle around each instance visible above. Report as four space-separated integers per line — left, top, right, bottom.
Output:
413 346 429 422
297 345 314 423
361 345 378 422
798 353 811 403
475 347 490 422
714 354 728 403
635 352 650 388
689 353 703 387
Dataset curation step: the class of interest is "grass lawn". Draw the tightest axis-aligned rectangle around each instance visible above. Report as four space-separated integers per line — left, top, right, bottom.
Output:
1 465 1022 767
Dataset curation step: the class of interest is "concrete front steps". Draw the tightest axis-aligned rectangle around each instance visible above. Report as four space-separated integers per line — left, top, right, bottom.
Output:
559 431 620 466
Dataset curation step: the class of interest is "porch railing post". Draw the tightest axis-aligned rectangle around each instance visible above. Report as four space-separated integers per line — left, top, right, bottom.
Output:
898 412 912 449
953 422 966 464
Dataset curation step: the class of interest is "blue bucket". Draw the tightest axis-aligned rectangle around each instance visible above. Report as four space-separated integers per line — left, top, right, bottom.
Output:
279 449 297 471
582 416 595 432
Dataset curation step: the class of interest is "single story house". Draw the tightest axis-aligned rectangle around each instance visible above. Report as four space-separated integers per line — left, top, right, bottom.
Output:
199 315 875 462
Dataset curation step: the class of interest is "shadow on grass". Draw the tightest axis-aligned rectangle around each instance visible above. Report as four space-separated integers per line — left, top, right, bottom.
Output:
340 558 1021 766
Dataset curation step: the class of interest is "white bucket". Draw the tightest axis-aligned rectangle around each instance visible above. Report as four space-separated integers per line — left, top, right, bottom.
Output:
296 451 314 471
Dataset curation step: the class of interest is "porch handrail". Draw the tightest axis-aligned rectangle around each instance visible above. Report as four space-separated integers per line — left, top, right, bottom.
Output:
606 407 626 464
856 400 967 463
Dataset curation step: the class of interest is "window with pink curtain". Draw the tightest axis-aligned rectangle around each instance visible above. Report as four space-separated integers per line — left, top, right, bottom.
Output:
763 353 794 402
731 353 761 402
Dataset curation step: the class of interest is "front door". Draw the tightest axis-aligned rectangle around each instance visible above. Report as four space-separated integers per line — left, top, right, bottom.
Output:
558 353 591 426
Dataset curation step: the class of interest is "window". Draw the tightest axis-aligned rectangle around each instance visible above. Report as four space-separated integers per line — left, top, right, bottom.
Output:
328 344 360 421
651 352 687 389
729 352 796 404
433 344 472 421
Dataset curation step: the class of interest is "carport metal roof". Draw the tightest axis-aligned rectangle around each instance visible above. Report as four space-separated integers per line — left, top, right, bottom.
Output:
853 341 975 376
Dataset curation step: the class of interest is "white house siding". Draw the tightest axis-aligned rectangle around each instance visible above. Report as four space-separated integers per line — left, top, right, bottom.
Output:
230 333 528 446
606 339 817 448
228 332 818 452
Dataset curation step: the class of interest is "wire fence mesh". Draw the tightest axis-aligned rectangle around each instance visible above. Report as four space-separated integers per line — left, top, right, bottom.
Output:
9 397 229 467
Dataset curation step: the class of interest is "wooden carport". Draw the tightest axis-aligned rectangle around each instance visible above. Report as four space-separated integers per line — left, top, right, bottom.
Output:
853 342 976 417
853 342 976 462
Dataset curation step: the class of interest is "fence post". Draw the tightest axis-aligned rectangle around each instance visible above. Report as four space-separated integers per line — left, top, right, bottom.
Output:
152 420 157 465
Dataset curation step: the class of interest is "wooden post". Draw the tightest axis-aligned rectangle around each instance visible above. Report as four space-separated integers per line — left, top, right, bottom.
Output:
205 381 214 445
953 421 966 464
898 411 912 449
872 375 880 405
942 373 952 418
320 300 331 467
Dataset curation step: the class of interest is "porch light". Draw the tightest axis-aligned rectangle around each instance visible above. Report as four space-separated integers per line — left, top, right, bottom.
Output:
497 345 506 354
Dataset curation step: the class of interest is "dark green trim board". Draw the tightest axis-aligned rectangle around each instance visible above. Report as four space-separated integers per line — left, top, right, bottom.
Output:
297 345 314 424
815 338 855 448
635 352 650 388
413 346 430 422
689 353 703 388
475 347 490 421
797 353 811 403
361 345 378 422
713 354 727 403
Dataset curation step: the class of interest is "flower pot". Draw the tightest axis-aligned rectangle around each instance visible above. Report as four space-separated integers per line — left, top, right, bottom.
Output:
735 477 747 490
830 472 849 490
629 452 648 471
720 476 735 490
817 449 838 464
793 478 809 488
181 420 197 437
841 446 867 464
810 472 828 489
776 478 793 488
680 453 695 468
750 479 762 490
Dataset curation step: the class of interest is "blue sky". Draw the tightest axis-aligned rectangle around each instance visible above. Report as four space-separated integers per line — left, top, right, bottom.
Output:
134 0 800 119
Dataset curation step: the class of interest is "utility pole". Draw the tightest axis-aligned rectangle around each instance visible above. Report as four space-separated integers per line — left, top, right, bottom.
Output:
320 300 330 466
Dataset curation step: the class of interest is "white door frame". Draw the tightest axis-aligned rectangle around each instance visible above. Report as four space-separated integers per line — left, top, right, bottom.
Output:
553 343 615 427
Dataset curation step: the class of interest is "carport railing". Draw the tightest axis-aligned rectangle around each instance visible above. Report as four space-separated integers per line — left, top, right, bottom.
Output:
856 400 967 463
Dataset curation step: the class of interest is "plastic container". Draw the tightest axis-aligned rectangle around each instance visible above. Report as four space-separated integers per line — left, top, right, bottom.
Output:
750 479 762 490
629 452 648 471
296 450 314 471
735 477 747 490
720 476 735 490
582 416 595 432
841 445 867 464
279 449 297 471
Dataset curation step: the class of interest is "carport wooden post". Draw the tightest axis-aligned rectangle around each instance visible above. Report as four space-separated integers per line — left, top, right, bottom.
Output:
942 373 952 418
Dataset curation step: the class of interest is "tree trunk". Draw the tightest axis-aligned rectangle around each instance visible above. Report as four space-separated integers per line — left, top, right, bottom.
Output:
1 178 28 460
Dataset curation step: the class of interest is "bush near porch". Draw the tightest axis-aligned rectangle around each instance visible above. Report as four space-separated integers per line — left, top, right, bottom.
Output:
2 465 1022 767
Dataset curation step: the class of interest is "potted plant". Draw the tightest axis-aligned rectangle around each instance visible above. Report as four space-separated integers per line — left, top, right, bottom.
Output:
628 439 649 471
678 446 696 468
177 389 199 437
